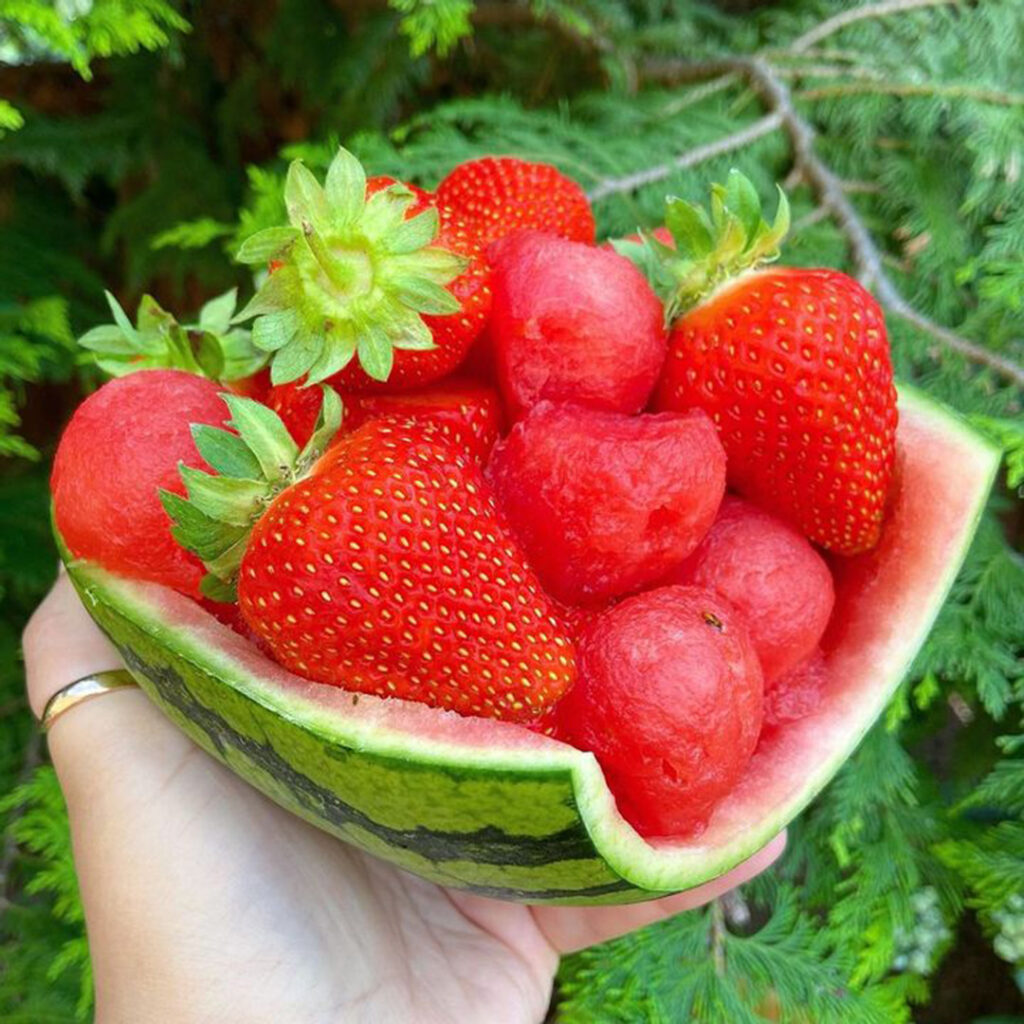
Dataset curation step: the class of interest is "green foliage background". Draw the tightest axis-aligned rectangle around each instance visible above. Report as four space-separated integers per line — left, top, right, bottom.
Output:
1 1 1022 1020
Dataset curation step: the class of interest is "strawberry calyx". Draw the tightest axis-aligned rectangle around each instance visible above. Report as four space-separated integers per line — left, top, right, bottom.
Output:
233 147 468 387
160 387 342 601
78 288 267 382
615 169 790 324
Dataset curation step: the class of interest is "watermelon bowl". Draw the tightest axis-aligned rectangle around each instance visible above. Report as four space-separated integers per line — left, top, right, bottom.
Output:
56 386 998 905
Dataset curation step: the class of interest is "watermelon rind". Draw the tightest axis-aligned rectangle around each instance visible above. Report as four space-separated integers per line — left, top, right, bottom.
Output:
59 385 1000 904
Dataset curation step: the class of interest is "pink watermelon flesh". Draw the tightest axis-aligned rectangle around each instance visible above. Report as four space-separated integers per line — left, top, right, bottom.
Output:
52 370 230 597
667 495 835 684
762 648 827 729
556 585 764 838
487 402 726 606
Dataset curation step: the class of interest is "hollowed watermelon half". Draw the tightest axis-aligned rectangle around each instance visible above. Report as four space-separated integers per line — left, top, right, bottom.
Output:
58 386 999 905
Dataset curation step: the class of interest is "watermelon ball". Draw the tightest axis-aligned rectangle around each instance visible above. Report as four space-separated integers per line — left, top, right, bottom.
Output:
667 496 835 684
763 648 828 729
52 369 230 597
556 586 764 838
487 402 726 606
488 230 667 419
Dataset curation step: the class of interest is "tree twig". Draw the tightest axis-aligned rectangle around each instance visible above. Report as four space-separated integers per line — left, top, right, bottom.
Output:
585 112 783 202
659 73 740 115
636 55 1024 389
709 898 728 976
775 63 886 82
797 80 1024 107
789 0 962 53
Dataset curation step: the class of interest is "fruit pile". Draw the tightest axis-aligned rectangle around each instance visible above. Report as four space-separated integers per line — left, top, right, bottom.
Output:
52 150 899 841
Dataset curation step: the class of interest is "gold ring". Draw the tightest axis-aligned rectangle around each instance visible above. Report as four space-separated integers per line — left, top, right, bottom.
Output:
39 670 139 732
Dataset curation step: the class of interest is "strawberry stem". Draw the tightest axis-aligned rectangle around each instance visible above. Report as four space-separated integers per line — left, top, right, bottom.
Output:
615 169 791 322
233 147 468 386
161 387 343 601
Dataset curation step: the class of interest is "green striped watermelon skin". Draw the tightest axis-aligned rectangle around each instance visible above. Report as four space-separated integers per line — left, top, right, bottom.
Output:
60 386 1000 904
71 572 647 904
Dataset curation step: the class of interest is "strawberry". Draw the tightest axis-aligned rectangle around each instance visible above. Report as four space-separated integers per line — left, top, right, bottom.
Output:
268 379 501 461
435 156 595 249
228 367 272 403
235 148 490 392
163 390 575 721
637 172 898 555
366 174 434 213
488 230 667 419
52 370 231 597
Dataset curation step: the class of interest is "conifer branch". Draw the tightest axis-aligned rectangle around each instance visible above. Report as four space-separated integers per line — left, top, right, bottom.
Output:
636 55 1024 389
797 81 1024 106
0 730 42 913
738 57 1024 389
788 0 963 53
585 112 783 202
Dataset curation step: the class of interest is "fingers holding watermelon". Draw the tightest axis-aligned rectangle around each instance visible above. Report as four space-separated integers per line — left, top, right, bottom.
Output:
523 830 788 954
22 573 785 1021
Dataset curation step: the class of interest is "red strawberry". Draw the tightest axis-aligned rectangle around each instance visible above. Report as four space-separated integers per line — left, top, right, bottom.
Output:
266 379 323 443
269 379 501 462
556 586 764 837
489 230 667 419
487 402 726 605
641 172 897 555
667 496 834 684
436 156 595 249
52 370 230 596
164 392 575 721
336 176 492 392
236 148 490 393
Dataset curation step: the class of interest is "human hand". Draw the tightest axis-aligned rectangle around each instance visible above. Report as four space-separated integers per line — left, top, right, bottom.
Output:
25 573 786 1024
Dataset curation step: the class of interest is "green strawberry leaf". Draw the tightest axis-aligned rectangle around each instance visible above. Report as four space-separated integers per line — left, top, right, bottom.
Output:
236 226 301 265
79 289 265 383
164 388 344 598
198 289 239 333
637 172 793 319
191 424 263 479
233 146 467 388
323 146 366 227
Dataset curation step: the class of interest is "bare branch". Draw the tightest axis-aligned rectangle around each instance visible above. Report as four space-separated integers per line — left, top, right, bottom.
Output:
775 63 886 82
797 80 1024 107
586 112 783 202
792 206 831 233
659 73 740 114
709 898 728 976
789 0 962 53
